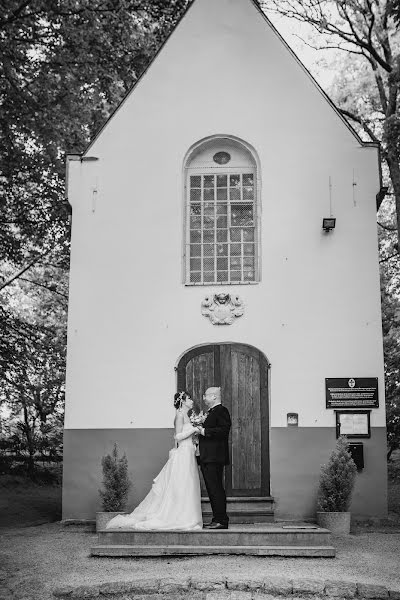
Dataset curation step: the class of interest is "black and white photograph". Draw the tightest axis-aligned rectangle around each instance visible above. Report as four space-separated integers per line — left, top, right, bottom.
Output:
1 0 399 598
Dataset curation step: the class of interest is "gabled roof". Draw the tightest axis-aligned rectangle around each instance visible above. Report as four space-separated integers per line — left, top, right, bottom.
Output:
81 0 378 157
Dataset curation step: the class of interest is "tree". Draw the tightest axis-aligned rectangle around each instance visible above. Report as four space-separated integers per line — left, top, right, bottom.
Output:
262 0 400 254
317 436 357 512
0 0 190 271
261 0 400 463
0 264 68 476
0 1 191 475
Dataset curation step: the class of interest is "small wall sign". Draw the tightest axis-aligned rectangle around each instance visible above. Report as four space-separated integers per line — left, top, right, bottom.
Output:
335 410 371 438
287 413 298 427
326 377 378 409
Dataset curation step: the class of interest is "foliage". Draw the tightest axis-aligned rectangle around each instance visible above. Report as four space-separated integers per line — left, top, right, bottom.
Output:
0 264 67 476
0 0 190 268
0 0 190 475
262 0 400 461
99 443 131 512
317 436 357 512
262 0 400 253
379 196 400 458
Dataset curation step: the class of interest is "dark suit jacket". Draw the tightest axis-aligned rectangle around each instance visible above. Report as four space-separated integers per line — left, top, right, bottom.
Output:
198 404 231 465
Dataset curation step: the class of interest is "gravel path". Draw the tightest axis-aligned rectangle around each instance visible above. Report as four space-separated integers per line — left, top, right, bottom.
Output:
1 523 400 600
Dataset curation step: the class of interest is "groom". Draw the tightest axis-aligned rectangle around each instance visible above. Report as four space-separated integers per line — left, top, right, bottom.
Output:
198 387 231 529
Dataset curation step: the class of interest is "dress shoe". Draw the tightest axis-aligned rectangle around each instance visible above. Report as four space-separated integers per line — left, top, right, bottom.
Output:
204 522 228 529
203 522 215 528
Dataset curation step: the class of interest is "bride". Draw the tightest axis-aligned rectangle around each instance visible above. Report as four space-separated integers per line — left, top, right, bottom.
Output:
105 391 203 530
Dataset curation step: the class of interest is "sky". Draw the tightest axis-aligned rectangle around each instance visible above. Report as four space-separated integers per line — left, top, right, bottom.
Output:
263 8 339 91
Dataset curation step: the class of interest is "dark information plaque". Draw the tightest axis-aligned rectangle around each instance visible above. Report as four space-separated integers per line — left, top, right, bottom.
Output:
325 378 379 409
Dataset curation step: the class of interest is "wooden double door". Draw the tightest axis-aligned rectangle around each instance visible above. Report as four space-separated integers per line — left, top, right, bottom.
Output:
177 343 270 497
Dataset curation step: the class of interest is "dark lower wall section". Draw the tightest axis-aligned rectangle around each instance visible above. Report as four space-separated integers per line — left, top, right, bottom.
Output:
270 427 388 520
62 428 174 520
62 427 388 520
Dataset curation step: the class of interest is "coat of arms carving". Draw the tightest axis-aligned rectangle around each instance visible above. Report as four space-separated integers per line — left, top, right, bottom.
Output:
201 293 244 325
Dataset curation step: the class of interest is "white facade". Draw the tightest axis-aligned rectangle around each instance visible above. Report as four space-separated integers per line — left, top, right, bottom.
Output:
63 0 387 520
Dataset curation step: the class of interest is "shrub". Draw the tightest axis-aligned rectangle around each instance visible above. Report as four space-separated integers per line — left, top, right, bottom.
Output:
99 443 131 511
317 436 357 512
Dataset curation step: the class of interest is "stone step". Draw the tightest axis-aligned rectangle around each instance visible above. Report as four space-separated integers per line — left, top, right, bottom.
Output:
97 525 332 547
201 496 274 523
91 544 335 557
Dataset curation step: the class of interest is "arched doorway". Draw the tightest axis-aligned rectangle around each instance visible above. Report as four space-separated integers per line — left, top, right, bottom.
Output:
177 343 270 498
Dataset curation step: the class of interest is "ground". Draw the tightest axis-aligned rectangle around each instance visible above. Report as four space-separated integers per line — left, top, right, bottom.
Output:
0 454 399 600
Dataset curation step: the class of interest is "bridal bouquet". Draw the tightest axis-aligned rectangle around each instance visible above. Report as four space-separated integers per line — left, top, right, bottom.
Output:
190 410 206 427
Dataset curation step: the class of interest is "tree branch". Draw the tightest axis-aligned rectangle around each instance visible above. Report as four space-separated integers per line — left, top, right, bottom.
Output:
339 108 383 147
378 221 397 232
379 252 400 263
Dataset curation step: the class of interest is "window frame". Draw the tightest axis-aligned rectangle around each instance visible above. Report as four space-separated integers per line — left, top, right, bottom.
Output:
184 164 261 286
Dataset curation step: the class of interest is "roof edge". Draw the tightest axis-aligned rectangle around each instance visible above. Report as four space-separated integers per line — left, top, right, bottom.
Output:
250 0 373 149
81 1 195 157
79 0 380 157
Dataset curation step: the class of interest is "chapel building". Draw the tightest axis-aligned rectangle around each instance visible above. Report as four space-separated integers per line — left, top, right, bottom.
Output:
63 0 387 522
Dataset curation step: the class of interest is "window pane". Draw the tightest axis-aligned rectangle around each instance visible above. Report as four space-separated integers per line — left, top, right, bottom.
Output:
244 270 255 281
190 216 201 229
230 243 241 256
217 258 228 270
216 243 228 256
217 230 228 242
190 230 201 243
243 174 254 186
204 244 214 256
244 243 255 256
217 271 228 282
243 186 254 200
231 204 253 226
230 257 242 270
203 175 214 187
203 216 215 229
204 205 214 216
231 271 241 281
190 175 201 188
230 188 240 201
243 228 254 242
217 175 227 187
243 257 255 268
203 230 214 243
230 174 240 187
217 203 227 215
203 257 215 271
190 244 201 257
204 272 215 282
217 188 227 201
190 271 201 283
190 204 201 216
204 202 214 210
190 188 201 202
217 216 227 228
204 188 214 201
230 229 241 242
190 258 201 270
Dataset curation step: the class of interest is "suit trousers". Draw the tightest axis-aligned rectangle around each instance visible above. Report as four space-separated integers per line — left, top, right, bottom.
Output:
200 462 228 526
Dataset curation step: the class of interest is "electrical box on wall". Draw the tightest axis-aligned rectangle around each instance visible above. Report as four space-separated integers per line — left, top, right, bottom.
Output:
348 442 364 470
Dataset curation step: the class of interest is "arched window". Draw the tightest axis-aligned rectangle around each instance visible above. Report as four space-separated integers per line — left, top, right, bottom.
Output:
184 136 260 285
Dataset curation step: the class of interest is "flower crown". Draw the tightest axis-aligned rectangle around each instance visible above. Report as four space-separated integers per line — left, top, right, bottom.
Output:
177 391 186 408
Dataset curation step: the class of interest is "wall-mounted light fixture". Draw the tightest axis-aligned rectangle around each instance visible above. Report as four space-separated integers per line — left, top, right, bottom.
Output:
322 217 336 232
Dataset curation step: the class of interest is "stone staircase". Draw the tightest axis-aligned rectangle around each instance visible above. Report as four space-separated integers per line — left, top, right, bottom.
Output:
202 496 274 523
91 523 335 557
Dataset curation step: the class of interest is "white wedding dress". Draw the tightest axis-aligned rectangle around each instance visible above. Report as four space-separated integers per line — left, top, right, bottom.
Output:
105 422 203 530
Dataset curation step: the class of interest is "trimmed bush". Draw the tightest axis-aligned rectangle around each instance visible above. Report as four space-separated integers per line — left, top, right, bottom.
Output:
317 436 357 512
99 443 131 511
